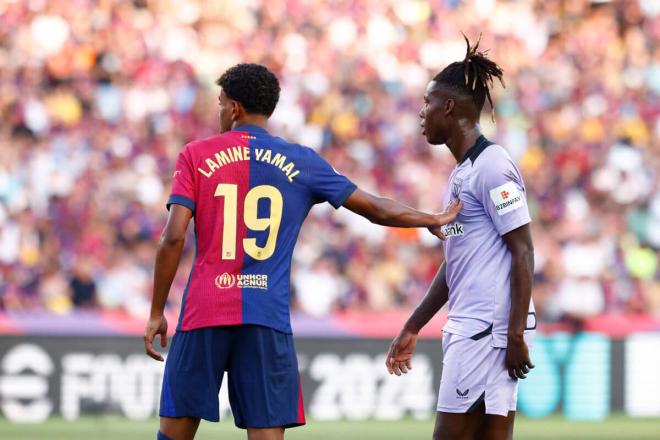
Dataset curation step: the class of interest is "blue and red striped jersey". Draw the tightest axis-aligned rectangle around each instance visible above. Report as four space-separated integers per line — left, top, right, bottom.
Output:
167 125 356 333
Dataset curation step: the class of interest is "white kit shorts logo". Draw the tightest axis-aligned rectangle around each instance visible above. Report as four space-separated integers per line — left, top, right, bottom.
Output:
215 273 269 290
489 181 524 215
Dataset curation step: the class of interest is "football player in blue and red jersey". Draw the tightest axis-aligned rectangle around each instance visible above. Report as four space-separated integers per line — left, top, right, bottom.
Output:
144 63 462 440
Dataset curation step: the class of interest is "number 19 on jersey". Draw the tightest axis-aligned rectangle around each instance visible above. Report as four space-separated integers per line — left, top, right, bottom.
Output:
214 184 283 261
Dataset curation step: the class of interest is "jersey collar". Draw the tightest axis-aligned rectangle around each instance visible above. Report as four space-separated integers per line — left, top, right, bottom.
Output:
459 135 493 166
233 124 269 134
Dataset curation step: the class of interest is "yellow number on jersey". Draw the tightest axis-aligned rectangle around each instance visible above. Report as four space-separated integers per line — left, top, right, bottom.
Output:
214 184 283 261
243 185 283 260
214 183 238 260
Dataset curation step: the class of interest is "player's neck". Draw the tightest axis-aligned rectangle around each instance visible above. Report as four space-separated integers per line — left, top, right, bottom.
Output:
446 122 482 164
232 115 269 131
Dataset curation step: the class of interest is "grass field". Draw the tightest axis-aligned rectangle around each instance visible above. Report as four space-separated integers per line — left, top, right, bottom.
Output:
1 416 659 440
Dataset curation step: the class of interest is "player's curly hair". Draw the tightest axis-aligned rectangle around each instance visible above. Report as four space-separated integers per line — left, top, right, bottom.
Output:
216 63 280 117
433 33 505 115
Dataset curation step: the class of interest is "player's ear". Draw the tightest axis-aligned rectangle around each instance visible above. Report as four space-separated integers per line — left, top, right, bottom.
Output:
444 98 455 116
231 100 246 121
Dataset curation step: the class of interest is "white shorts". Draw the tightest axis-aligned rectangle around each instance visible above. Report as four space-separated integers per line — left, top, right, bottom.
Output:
436 331 518 417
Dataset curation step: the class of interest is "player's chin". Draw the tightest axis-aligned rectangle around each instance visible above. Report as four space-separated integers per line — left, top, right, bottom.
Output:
424 133 442 145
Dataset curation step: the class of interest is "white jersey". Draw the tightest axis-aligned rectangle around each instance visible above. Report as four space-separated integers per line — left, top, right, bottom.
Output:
440 136 535 348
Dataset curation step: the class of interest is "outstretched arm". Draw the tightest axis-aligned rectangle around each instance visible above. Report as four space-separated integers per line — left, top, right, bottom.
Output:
343 188 461 231
144 204 193 361
386 262 449 375
502 223 535 379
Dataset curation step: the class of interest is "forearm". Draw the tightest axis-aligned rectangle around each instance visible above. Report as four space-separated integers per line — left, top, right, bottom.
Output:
150 237 185 318
404 262 449 334
507 250 534 339
369 196 438 228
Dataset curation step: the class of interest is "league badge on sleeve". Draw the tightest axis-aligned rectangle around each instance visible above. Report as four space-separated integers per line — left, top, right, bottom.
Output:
489 181 523 215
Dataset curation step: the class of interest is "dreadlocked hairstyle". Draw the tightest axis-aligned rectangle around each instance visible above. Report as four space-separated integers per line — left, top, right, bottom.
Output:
433 34 505 119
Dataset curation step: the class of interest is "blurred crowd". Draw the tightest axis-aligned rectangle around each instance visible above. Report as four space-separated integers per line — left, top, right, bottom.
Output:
0 0 659 323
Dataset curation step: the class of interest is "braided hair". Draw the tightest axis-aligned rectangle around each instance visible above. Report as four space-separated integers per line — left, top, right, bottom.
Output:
433 34 505 118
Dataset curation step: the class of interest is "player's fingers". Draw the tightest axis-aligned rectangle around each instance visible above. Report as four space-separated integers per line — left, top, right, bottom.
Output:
405 358 412 371
447 200 462 213
392 358 401 376
385 346 396 374
143 333 153 351
431 228 446 240
386 356 395 374
508 367 517 380
144 339 163 361
160 332 168 348
521 364 530 374
385 347 394 363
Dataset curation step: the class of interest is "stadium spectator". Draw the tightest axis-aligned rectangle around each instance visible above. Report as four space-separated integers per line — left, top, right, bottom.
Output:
0 0 658 324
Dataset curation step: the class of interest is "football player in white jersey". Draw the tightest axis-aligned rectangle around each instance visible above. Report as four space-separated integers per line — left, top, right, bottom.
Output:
386 35 536 440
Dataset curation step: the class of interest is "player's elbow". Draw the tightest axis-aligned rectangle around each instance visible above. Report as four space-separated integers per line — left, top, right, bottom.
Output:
345 190 397 226
368 206 387 225
511 244 534 265
159 230 185 248
368 197 396 226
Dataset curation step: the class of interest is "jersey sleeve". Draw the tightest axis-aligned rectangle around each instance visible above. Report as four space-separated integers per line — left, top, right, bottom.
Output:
167 147 196 213
304 148 357 208
474 153 531 236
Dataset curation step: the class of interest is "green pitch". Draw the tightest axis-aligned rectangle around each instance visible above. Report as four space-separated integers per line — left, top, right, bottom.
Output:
1 415 659 440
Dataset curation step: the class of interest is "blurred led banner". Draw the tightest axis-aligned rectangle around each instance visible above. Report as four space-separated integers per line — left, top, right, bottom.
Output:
2 311 660 338
0 333 659 423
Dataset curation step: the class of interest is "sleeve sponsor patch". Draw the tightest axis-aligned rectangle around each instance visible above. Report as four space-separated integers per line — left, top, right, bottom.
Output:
489 181 524 216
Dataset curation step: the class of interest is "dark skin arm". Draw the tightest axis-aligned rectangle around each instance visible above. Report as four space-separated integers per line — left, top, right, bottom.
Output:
343 188 462 238
502 223 535 379
386 262 449 376
144 204 193 361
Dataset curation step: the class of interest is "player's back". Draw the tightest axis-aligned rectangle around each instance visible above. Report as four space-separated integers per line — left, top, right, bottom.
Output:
168 124 356 333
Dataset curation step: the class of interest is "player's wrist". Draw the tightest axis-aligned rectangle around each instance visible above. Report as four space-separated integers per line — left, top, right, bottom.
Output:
403 320 421 335
507 331 524 342
149 309 165 320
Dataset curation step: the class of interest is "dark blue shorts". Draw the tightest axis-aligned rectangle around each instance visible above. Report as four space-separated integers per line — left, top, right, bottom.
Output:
159 325 305 429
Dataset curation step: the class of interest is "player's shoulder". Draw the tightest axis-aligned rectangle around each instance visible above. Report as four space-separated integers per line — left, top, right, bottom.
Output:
472 143 517 173
274 133 310 151
473 143 512 166
269 136 318 160
468 142 524 191
183 133 237 153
